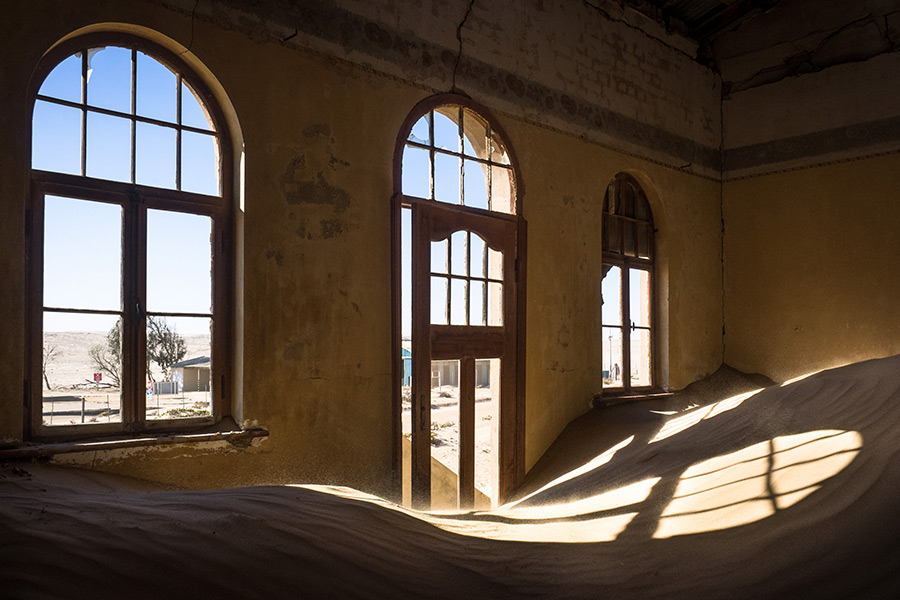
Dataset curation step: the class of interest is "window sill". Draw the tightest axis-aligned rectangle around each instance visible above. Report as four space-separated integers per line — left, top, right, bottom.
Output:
592 390 674 408
0 425 268 460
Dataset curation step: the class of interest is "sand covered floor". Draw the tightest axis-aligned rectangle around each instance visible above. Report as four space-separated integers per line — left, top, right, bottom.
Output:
4 356 900 598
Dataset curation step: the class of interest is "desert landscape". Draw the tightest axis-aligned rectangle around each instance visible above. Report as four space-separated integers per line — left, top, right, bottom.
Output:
4 354 900 598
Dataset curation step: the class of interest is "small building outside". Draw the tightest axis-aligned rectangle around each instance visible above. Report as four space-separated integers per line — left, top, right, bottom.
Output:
171 356 211 393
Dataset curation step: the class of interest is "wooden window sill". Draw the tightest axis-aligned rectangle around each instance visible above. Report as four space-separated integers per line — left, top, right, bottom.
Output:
0 425 268 460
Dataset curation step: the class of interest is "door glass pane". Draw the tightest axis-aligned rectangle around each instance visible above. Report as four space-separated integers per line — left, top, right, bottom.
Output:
146 210 212 314
450 278 467 325
146 316 211 420
601 265 622 326
42 312 122 426
474 357 499 508
603 326 624 388
450 231 467 276
630 268 651 328
39 53 82 103
86 46 132 114
431 276 448 325
434 153 461 205
33 101 82 175
402 208 412 340
402 145 431 199
136 122 176 189
431 239 448 274
181 131 220 195
136 51 177 123
631 328 652 387
488 282 503 326
86 111 131 182
487 247 503 281
44 196 121 311
470 280 485 326
430 359 460 510
470 234 486 278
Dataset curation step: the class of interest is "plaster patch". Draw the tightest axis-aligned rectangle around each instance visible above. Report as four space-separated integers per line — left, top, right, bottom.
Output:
282 171 351 213
320 219 344 238
303 123 332 138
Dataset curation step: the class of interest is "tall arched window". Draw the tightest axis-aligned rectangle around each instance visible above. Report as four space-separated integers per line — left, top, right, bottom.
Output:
601 173 654 394
28 34 232 437
393 96 523 509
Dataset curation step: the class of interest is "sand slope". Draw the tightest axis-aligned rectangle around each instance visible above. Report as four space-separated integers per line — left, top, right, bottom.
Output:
4 356 900 599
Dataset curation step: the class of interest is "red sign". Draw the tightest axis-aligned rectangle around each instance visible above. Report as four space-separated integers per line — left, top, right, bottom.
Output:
93 372 102 382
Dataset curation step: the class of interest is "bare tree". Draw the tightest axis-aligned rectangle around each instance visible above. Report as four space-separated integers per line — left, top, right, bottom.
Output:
42 344 58 390
148 316 187 380
89 322 122 387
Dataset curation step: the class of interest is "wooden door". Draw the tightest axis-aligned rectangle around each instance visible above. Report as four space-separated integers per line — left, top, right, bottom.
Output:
410 200 517 509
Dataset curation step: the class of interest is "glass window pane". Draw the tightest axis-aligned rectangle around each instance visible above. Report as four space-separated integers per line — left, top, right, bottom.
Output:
86 111 131 182
32 101 82 175
136 51 176 123
181 82 213 131
630 269 651 328
450 278 467 325
474 357 499 504
401 208 412 339
39 53 82 103
470 234 486 278
43 196 121 311
435 153 461 205
450 231 467 276
637 223 652 259
601 265 622 326
42 312 123 426
146 316 211 420
431 276 448 325
463 159 488 210
136 122 176 189
487 247 503 281
433 109 459 152
490 165 514 214
408 114 430 145
470 280 485 326
86 46 132 114
603 326 624 388
181 131 220 195
430 359 460 509
431 239 448 274
147 210 212 314
488 282 503 326
463 110 488 158
490 134 510 165
402 145 430 199
631 328 652 387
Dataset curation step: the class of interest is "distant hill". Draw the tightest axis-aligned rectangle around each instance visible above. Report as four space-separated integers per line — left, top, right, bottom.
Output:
42 331 211 389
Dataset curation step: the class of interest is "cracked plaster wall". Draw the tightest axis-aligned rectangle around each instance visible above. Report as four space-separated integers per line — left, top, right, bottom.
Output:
0 0 724 491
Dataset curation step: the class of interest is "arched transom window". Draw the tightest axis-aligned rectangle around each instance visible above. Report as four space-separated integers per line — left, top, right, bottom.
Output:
601 173 655 393
29 35 232 437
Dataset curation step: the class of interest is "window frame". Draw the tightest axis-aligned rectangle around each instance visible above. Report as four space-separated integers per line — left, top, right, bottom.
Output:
601 173 656 396
25 33 234 440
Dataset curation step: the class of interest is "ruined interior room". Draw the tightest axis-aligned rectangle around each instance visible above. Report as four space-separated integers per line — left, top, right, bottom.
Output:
3 0 900 597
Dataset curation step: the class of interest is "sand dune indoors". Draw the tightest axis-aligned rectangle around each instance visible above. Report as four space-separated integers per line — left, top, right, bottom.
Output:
4 355 900 599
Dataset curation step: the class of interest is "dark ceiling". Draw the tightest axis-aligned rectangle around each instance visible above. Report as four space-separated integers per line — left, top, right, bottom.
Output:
626 0 779 44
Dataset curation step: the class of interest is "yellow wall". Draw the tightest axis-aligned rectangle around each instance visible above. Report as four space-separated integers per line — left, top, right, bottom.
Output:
724 154 900 382
0 2 724 494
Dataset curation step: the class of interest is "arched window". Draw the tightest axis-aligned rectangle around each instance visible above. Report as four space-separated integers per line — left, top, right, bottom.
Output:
394 96 522 509
601 173 654 394
28 34 232 437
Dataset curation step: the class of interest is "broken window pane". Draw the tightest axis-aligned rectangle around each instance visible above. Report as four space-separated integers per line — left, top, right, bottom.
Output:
433 109 459 152
86 47 132 114
408 114 430 145
601 265 622 326
431 238 449 274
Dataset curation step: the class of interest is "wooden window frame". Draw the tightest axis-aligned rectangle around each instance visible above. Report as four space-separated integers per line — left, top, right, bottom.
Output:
25 33 234 441
391 94 527 502
601 174 656 397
